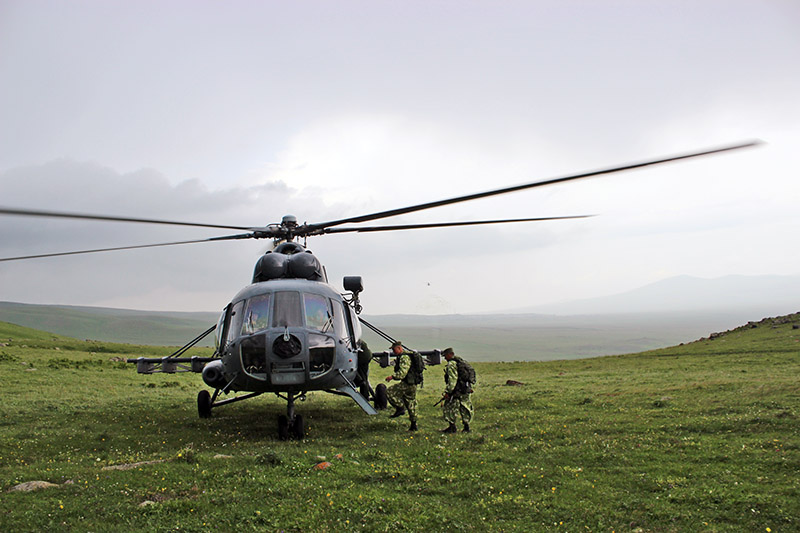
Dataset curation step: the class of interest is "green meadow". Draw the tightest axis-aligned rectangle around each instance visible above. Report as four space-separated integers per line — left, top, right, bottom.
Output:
0 315 798 532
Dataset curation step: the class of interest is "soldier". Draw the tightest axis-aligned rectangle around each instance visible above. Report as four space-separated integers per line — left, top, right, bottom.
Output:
384 340 421 431
356 339 372 400
440 347 475 433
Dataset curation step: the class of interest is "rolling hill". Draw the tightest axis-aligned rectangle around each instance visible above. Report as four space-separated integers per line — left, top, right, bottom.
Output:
0 301 218 346
0 300 777 361
2 274 796 358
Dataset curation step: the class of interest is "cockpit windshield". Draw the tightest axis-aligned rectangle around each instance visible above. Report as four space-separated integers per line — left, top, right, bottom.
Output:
242 293 271 335
304 293 332 332
232 290 348 336
271 291 303 328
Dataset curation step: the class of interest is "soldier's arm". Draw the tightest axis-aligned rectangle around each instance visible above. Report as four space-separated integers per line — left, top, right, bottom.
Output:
444 361 457 394
392 354 411 380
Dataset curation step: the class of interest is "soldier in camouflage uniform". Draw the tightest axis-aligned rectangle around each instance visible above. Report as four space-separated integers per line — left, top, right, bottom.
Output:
384 340 419 431
440 347 474 433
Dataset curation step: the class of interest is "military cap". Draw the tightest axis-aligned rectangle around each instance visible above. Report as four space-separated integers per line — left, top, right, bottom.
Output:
391 340 403 348
442 347 454 356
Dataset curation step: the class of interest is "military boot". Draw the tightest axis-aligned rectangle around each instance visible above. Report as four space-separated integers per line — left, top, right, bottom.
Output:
462 423 471 433
409 421 418 431
389 408 406 418
441 423 457 433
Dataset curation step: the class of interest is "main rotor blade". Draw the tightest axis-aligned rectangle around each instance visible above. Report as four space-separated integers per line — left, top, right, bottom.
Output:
0 233 256 262
320 215 595 234
305 140 761 231
0 207 255 231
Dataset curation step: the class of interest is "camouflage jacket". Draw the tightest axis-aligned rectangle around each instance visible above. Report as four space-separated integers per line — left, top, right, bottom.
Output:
392 352 411 381
443 358 458 395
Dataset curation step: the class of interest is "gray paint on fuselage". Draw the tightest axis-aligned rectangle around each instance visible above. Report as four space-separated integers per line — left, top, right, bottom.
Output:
219 278 359 394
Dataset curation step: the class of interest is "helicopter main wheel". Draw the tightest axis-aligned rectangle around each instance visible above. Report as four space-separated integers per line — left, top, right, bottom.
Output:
374 383 388 410
197 390 212 418
277 415 290 441
292 414 305 439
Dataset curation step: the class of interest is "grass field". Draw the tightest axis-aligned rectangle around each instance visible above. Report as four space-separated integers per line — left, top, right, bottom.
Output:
1 315 798 531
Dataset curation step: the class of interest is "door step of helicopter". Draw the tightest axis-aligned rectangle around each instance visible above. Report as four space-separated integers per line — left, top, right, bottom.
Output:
329 367 379 415
333 384 379 415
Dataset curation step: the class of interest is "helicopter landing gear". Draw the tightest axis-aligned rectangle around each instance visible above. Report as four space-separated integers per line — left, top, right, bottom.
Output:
277 392 305 440
374 383 388 410
292 414 305 439
197 390 212 418
196 389 263 419
276 414 305 440
277 415 290 440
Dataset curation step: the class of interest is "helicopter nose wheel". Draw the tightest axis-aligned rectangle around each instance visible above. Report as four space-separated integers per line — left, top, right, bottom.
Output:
277 392 305 440
277 415 290 440
277 414 305 440
198 390 213 418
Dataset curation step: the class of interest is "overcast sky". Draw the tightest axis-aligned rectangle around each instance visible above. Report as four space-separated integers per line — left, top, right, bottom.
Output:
1 0 798 315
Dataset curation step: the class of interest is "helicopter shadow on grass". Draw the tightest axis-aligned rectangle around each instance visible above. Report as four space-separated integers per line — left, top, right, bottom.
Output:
179 391 393 442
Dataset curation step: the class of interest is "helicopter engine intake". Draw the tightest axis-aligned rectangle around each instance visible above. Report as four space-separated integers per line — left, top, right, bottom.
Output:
252 249 325 283
201 359 226 389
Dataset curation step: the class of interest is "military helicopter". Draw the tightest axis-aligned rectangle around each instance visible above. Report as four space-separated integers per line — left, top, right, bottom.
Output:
0 141 759 439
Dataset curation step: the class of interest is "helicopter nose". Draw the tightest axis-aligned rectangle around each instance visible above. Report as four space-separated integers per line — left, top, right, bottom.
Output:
273 332 302 358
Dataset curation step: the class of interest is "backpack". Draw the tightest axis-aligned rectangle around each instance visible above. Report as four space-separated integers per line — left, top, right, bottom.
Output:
399 351 425 386
454 356 476 395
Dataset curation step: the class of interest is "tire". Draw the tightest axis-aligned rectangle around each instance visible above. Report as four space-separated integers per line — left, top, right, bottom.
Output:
374 383 388 410
197 390 212 419
277 415 290 441
292 414 305 440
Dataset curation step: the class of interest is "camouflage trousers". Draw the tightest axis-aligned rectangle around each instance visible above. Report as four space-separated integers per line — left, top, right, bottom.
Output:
387 381 418 423
443 393 473 425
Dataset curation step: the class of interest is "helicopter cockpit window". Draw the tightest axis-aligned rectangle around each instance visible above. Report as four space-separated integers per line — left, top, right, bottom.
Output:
271 291 303 327
331 299 347 337
228 300 245 342
304 293 332 332
214 306 228 350
242 293 271 335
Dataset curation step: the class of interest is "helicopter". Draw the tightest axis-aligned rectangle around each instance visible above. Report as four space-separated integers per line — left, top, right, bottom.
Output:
0 141 759 439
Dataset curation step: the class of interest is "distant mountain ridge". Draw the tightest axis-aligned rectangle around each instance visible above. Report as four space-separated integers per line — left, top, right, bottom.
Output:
1 274 798 358
0 301 218 346
506 274 800 316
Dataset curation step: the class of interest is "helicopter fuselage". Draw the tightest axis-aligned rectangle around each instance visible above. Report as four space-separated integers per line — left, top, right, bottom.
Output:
204 277 362 395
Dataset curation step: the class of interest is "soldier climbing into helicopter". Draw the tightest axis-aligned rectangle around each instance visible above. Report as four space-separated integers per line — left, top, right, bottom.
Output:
384 340 424 431
355 339 372 400
439 347 475 433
